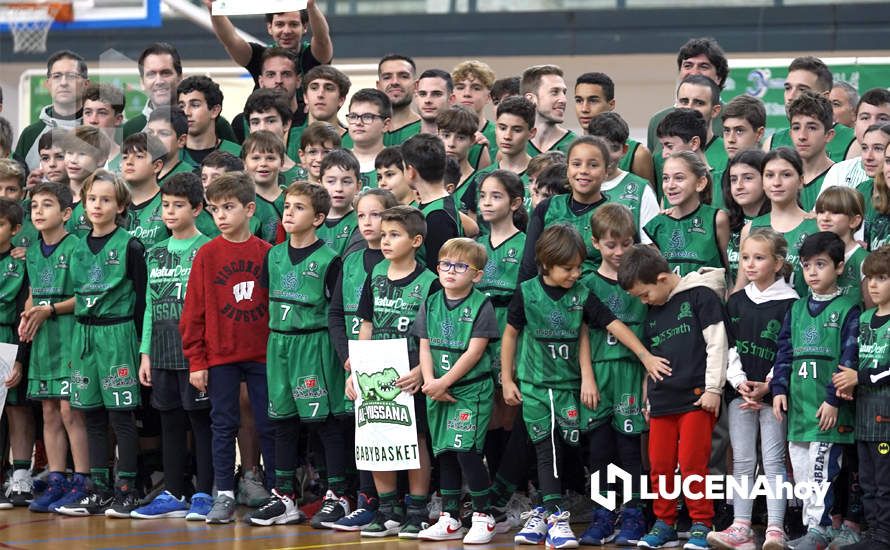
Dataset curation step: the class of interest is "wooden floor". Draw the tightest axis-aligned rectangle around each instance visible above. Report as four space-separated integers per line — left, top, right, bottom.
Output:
0 506 639 550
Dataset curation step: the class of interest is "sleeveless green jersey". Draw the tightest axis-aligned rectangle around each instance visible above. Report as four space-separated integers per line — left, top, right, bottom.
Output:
751 214 818 296
726 218 752 285
468 120 499 168
477 231 525 308
771 123 856 163
527 130 576 158
544 194 606 275
158 160 194 187
127 192 170 249
341 249 385 339
143 234 209 369
603 172 649 231
516 277 588 390
267 242 337 332
360 170 378 193
644 204 724 276
582 272 646 362
705 137 728 175
617 138 640 173
196 209 220 238
417 195 464 267
12 199 38 249
25 235 78 377
66 202 92 238
452 171 478 213
868 214 890 251
0 251 26 326
425 289 492 392
799 169 830 212
856 309 890 440
368 261 437 360
788 295 856 443
254 194 283 244
383 120 422 147
838 246 867 305
317 210 357 257
71 228 137 318
710 167 727 211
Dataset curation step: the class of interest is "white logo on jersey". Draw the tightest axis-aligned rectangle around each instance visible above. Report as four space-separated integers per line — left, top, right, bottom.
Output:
233 281 255 303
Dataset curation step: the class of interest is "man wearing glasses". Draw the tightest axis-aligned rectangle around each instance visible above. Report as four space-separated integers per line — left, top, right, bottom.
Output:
343 89 391 191
15 50 88 170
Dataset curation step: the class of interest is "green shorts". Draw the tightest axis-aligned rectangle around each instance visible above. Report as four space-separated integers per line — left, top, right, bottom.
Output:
520 381 581 446
266 331 346 421
29 315 73 382
427 377 493 456
27 377 72 400
70 321 140 410
581 359 647 435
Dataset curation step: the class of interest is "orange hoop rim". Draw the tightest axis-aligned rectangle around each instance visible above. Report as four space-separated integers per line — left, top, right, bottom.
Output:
0 1 74 22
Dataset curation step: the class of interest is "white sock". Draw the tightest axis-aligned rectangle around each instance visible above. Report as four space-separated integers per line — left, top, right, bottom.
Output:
218 490 235 499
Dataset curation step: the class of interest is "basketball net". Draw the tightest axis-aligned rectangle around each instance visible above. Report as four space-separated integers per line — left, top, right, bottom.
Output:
4 3 62 53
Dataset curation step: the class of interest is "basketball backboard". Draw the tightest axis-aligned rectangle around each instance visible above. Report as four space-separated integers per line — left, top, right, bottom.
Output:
0 0 160 32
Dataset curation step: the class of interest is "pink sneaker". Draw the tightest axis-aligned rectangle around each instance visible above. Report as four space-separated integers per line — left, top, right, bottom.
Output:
762 526 788 550
705 522 755 550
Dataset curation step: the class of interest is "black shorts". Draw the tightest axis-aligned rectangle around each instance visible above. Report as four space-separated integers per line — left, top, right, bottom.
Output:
414 392 429 436
150 369 211 412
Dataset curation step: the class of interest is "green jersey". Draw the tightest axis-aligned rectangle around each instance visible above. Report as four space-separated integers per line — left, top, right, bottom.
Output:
856 309 890 440
838 246 867 305
468 120 498 167
527 130 576 158
705 136 728 177
771 123 856 163
158 160 194 187
543 194 606 275
452 171 478 213
317 210 357 257
127 191 170 249
425 289 492 391
617 138 641 173
0 250 27 326
417 195 464 266
341 249 384 340
66 202 92 238
360 169 378 193
195 209 220 238
582 272 645 362
383 120 422 147
71 228 137 318
726 218 752 285
254 194 283 244
477 231 525 310
644 204 724 276
603 172 649 231
799 168 831 212
515 277 588 390
141 234 209 369
751 214 818 296
366 261 438 362
180 139 242 168
787 295 856 443
267 241 337 332
12 201 39 249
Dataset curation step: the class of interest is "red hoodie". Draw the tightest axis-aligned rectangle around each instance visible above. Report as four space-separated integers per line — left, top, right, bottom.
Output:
181 235 271 372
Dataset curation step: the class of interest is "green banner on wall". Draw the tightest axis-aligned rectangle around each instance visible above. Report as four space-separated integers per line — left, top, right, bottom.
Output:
29 73 147 124
722 61 890 133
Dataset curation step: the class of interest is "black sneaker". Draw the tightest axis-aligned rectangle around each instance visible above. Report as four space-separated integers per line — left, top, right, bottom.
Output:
713 500 734 531
247 490 305 526
56 490 114 516
310 490 351 528
105 483 141 519
0 492 11 510
399 510 430 539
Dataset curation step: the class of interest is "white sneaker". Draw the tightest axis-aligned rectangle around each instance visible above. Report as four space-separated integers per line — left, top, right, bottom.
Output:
463 512 497 544
417 512 464 541
546 510 579 549
515 506 549 545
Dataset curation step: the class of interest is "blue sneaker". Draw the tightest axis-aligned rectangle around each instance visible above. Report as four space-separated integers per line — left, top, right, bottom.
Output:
330 493 377 531
580 508 616 545
515 506 548 545
185 492 213 521
546 509 579 549
683 522 710 550
638 519 680 548
130 490 188 519
615 506 647 545
49 473 88 513
29 472 67 513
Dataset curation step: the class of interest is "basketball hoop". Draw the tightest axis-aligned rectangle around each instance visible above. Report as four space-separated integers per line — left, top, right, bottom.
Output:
1 1 73 53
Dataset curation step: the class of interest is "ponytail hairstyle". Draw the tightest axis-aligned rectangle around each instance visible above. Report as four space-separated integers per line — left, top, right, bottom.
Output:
480 169 528 232
743 226 793 282
666 150 713 205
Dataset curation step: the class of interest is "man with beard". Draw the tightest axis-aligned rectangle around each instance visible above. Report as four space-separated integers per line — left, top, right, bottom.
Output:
378 54 422 147
521 65 575 157
231 48 307 144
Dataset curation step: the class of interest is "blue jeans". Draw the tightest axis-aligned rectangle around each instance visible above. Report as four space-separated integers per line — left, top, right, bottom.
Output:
208 362 274 491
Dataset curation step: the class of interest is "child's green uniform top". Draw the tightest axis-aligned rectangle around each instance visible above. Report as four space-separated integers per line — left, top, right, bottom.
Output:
726 217 753 285
180 139 242 168
66 202 92 238
536 193 608 277
158 160 194 187
126 191 171 250
526 130 576 158
859 178 890 250
317 210 357 257
602 172 651 233
786 294 857 443
0 249 27 347
750 214 819 296
856 308 890 441
140 233 210 369
25 234 78 399
476 230 526 383
644 203 725 276
12 199 39 249
383 120 423 147
264 239 344 421
838 246 867 305
580 271 648 435
69 227 144 409
360 170 378 193
617 138 641 173
254 193 284 244
771 123 856 163
468 120 498 168
417 195 464 268
799 167 832 212
421 288 499 455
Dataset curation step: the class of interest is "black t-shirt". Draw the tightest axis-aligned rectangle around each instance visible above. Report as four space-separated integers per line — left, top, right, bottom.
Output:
245 41 325 86
507 276 616 330
644 285 727 417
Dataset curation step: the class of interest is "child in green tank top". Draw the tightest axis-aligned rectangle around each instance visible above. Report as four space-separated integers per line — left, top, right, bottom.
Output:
770 232 859 549
121 133 171 250
241 131 286 244
723 150 769 286
644 151 729 278
816 187 869 307
318 149 361 256
787 93 835 212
